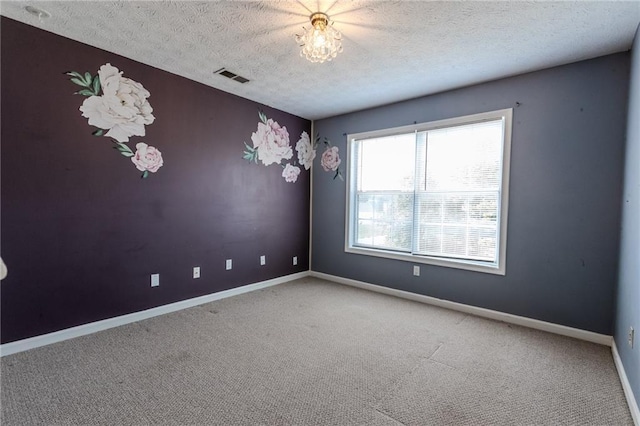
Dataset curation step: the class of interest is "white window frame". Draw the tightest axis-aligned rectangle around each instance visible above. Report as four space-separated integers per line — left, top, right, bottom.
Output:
345 109 513 275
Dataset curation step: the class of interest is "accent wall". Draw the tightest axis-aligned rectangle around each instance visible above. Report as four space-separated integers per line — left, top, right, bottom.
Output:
0 18 311 344
312 53 629 335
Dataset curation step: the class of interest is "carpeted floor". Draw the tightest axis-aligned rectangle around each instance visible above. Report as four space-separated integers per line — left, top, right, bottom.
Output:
0 277 633 425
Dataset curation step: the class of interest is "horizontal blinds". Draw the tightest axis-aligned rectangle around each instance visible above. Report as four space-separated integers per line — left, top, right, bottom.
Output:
414 119 502 261
353 133 415 252
352 118 504 263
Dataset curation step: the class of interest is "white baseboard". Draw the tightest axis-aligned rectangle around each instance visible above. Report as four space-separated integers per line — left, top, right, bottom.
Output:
613 341 640 425
310 271 613 346
0 271 310 357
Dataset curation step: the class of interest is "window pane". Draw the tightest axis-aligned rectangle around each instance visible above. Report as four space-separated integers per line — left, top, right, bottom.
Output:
414 192 499 261
442 225 467 256
425 120 502 191
355 133 415 191
357 194 373 220
443 195 467 224
416 224 441 253
354 193 413 252
419 194 443 223
468 227 497 260
469 193 498 225
356 220 373 245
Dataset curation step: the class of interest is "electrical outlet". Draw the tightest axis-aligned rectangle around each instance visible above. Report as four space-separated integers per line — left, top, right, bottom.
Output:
193 267 200 279
293 256 298 266
413 265 420 276
260 255 266 265
151 273 159 287
225 259 232 270
629 326 635 348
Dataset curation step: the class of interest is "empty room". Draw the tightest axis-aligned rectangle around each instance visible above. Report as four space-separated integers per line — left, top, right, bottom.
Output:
1 1 639 424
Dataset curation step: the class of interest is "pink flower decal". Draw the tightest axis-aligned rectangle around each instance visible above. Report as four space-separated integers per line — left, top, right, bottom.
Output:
251 117 293 166
131 143 163 174
321 146 341 172
282 163 301 183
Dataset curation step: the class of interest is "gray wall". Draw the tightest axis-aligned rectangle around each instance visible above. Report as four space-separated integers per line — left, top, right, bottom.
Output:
616 25 640 409
312 53 629 335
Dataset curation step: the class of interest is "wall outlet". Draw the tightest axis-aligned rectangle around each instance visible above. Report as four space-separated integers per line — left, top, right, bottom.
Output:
151 273 160 287
293 256 298 266
629 326 635 348
413 265 420 276
225 259 232 270
260 255 266 265
193 267 200 279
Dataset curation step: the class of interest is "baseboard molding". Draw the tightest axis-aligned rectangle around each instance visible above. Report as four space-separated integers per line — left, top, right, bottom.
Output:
613 341 640 425
310 271 612 346
0 271 310 357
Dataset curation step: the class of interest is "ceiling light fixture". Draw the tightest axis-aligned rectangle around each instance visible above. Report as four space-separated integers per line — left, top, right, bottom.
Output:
295 12 343 63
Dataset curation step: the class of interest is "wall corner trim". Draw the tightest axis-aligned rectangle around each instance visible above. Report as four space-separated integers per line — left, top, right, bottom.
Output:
310 271 613 346
0 271 310 357
613 341 640 425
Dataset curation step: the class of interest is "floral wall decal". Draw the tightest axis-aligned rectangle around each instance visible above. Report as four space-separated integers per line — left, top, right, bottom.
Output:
243 110 342 183
295 131 316 170
66 63 163 178
319 137 343 181
246 111 292 166
243 110 303 183
282 163 301 183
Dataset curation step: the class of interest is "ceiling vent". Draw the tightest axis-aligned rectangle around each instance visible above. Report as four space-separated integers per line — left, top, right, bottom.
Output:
214 68 250 84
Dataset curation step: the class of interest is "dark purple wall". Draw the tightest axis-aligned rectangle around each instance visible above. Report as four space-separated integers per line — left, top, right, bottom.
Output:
1 18 310 344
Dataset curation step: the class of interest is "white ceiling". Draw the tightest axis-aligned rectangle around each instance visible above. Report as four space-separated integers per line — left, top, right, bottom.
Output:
2 1 639 120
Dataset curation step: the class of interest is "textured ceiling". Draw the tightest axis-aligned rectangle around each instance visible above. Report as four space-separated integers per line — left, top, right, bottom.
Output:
1 1 639 120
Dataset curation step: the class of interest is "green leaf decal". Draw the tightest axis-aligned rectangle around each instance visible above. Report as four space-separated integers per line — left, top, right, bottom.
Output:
84 72 92 84
92 76 101 95
258 111 267 124
76 89 95 97
70 77 88 87
243 151 258 163
113 142 134 155
92 129 104 136
142 170 149 179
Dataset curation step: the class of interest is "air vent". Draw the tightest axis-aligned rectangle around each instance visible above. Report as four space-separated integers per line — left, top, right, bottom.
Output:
214 68 250 84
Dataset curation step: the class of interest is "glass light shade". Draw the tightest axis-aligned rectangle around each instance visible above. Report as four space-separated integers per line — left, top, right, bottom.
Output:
295 12 343 63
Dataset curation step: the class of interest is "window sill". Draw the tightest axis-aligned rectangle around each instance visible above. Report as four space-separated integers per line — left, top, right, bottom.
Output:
345 246 505 276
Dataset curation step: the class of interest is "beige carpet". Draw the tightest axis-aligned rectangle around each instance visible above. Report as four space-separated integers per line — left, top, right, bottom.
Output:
0 277 633 425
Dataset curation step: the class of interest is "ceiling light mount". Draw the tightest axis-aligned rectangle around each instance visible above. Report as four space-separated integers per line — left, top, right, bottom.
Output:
310 12 329 30
296 12 343 64
25 5 51 21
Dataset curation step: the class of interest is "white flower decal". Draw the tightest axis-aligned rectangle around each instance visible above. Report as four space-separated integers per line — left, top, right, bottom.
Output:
79 64 155 143
295 131 316 170
282 163 301 183
67 64 162 178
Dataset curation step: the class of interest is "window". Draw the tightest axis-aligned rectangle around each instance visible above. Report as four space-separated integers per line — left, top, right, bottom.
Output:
346 109 512 275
